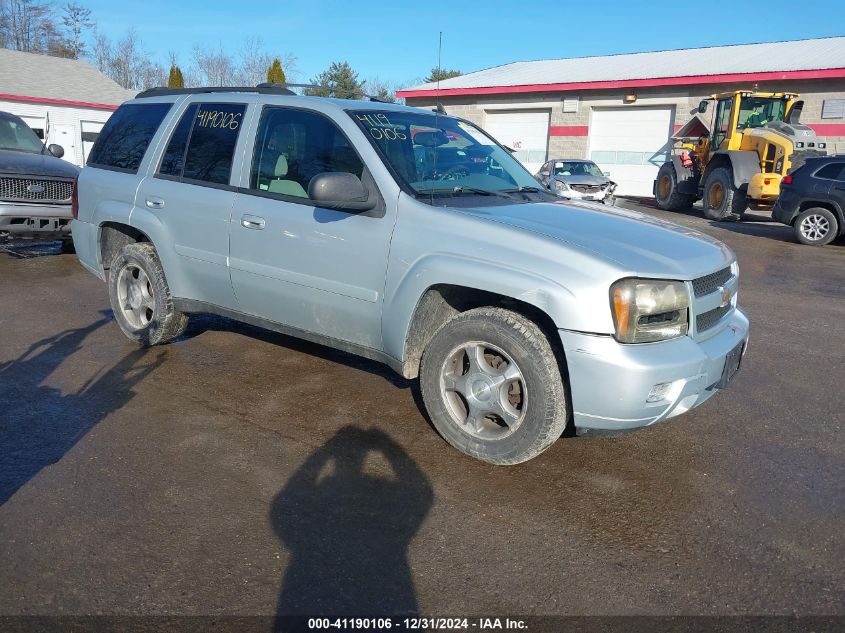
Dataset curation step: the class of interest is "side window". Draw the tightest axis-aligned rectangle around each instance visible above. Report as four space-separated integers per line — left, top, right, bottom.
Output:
249 107 364 199
87 103 171 172
814 163 845 181
158 104 198 177
182 103 247 185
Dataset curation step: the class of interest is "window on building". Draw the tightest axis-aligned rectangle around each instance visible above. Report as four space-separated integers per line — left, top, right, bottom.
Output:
821 99 845 119
87 103 171 172
182 103 247 185
249 107 363 199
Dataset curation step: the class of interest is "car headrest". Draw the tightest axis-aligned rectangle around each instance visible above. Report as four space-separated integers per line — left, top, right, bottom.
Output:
414 131 449 147
274 155 289 177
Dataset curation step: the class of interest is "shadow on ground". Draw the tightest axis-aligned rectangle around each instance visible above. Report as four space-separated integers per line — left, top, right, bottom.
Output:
271 426 433 623
0 313 166 505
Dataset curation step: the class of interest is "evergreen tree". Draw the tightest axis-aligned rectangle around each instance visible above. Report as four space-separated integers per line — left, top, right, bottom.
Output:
305 61 365 99
167 64 184 88
425 67 461 83
266 57 286 84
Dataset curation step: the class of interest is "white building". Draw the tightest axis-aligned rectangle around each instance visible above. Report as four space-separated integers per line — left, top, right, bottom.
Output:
0 48 135 167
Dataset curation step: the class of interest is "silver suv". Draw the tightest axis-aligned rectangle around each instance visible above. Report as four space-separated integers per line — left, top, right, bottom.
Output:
71 86 749 464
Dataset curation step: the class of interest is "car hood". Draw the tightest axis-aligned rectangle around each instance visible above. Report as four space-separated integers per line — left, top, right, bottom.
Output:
556 174 609 186
0 149 79 178
460 200 733 278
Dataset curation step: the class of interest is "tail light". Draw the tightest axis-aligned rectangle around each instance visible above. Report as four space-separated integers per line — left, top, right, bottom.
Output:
71 178 79 219
782 175 793 185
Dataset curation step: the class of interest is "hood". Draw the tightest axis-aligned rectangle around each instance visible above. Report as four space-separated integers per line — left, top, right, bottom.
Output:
555 174 609 186
459 200 733 278
0 149 79 179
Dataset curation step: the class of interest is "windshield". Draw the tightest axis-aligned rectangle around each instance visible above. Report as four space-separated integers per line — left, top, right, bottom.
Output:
553 161 603 177
737 97 788 129
0 116 44 153
349 110 543 197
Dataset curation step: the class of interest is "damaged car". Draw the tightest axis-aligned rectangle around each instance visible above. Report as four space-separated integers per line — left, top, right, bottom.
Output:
536 158 617 204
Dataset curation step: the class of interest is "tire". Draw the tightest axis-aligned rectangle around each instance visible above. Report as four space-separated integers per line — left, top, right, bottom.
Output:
108 242 188 346
419 307 569 465
793 207 838 246
655 162 695 211
60 239 75 254
702 166 747 221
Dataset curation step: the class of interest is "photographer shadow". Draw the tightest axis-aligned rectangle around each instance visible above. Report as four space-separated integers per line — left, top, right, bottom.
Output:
271 426 433 623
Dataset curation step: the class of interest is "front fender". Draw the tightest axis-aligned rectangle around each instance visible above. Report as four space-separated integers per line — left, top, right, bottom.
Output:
713 150 761 187
381 252 590 363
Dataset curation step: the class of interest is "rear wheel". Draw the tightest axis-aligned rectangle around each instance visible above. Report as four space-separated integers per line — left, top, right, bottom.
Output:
794 207 838 246
703 166 746 221
108 242 188 346
420 307 569 465
655 162 695 211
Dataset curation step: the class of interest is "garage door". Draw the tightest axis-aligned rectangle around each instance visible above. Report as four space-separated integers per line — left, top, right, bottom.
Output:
588 107 674 197
484 110 550 174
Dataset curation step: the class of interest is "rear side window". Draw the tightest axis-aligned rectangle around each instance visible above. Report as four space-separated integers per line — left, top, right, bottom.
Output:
814 163 845 180
158 104 198 177
87 103 171 173
182 103 246 185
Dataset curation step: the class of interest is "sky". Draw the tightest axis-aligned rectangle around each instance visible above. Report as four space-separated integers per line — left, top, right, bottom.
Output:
83 0 845 87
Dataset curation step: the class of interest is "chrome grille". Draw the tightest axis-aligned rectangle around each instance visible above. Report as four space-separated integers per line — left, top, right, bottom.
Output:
692 266 731 297
570 184 602 194
696 304 731 332
0 177 73 204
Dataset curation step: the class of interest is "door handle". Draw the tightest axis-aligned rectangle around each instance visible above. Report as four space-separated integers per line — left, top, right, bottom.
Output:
145 196 165 209
241 214 266 230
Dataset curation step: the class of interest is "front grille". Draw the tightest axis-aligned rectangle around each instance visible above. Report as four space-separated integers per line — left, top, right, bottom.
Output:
570 184 602 194
0 177 73 204
696 303 731 332
692 266 731 298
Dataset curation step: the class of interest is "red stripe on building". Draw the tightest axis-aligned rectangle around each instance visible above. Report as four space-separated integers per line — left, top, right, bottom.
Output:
674 123 684 133
0 93 120 110
808 123 845 136
397 68 845 98
549 125 589 136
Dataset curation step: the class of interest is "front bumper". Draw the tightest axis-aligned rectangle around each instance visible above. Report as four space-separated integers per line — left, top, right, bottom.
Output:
555 187 613 203
0 201 73 238
559 307 749 430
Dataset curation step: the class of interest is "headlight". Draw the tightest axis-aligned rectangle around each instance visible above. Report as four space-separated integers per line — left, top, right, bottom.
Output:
554 180 568 190
610 278 690 343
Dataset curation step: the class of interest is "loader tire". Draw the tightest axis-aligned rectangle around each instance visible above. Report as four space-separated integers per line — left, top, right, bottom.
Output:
703 167 746 221
655 162 695 212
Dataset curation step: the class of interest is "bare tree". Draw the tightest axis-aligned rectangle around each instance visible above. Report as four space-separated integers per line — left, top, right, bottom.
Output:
91 27 162 90
0 0 56 53
190 43 236 87
61 1 93 59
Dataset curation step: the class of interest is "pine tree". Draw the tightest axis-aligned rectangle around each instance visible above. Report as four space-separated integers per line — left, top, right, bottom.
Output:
167 64 184 88
425 67 461 83
266 58 286 84
305 61 365 99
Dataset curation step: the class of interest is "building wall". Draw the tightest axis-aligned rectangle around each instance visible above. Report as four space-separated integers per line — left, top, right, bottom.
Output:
0 99 116 167
406 78 845 159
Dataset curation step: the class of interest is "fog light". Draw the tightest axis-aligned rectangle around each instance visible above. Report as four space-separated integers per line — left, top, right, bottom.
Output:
647 381 673 403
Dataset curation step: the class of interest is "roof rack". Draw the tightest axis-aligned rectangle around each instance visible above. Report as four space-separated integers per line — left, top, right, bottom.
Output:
135 83 318 99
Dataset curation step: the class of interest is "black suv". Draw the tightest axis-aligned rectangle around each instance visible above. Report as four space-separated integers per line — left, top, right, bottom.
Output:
773 155 845 246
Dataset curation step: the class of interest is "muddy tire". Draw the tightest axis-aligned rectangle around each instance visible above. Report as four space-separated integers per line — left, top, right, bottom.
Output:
793 207 838 246
108 242 188 346
419 307 569 465
703 167 746 221
655 162 695 211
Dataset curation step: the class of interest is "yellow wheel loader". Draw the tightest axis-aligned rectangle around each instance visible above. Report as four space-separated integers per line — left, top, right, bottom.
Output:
654 91 827 221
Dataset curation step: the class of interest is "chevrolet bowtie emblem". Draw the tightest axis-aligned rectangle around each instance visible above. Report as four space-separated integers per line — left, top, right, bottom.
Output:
718 285 732 308
27 183 45 194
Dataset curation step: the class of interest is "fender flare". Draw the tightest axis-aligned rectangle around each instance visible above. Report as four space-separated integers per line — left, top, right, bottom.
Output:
709 150 761 188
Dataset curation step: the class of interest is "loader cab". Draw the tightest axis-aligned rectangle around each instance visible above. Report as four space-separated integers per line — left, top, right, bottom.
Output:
702 91 796 152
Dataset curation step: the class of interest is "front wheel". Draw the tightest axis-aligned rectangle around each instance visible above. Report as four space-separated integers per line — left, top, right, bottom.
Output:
108 242 188 346
655 162 695 211
794 207 838 246
703 167 746 221
420 307 569 465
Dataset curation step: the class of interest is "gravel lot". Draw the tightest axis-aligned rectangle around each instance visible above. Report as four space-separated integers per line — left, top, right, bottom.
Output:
1 202 843 624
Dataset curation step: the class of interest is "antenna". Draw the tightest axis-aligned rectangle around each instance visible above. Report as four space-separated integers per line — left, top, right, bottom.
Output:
432 31 442 195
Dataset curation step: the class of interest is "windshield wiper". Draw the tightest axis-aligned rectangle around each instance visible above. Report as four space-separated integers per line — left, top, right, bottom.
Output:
500 186 543 193
415 186 513 200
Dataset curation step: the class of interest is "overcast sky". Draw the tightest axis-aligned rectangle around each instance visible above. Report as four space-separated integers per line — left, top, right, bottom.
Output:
83 0 845 86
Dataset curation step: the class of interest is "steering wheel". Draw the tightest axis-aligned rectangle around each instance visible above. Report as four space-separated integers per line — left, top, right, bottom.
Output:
436 165 470 181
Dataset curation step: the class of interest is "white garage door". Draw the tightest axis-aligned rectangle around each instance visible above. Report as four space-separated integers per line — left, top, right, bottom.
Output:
484 110 550 174
589 107 674 197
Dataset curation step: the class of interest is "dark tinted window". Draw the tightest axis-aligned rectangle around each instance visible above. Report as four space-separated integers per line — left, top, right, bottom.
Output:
158 104 198 177
182 103 246 185
88 103 171 172
250 107 363 198
814 163 845 180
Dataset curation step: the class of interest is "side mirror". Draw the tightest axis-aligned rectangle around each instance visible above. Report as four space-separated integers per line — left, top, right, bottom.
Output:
603 171 610 177
48 144 64 158
308 172 375 211
698 100 709 114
